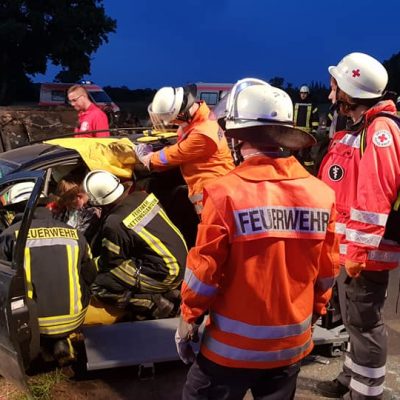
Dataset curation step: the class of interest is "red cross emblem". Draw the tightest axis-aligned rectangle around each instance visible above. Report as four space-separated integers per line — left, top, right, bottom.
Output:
378 133 387 143
352 69 360 77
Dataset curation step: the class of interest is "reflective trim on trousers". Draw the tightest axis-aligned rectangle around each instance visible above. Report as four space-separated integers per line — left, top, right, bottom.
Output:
315 276 335 292
203 334 312 363
346 229 382 247
211 312 312 340
335 222 346 235
345 356 386 379
184 268 218 297
350 208 388 227
350 378 384 397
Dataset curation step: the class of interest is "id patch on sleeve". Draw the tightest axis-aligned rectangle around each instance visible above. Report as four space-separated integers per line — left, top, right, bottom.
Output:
372 130 393 147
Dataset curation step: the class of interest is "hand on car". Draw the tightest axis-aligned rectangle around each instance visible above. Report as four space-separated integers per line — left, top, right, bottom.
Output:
134 144 153 169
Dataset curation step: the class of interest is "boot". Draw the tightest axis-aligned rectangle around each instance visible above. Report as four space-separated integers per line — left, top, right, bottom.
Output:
316 379 349 398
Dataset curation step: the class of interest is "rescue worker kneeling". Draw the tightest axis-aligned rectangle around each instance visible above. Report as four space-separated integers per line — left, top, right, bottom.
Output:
83 170 188 322
0 182 96 366
176 79 340 399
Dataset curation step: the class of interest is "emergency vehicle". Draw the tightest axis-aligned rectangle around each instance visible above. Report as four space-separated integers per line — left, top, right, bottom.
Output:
39 81 120 114
195 82 233 107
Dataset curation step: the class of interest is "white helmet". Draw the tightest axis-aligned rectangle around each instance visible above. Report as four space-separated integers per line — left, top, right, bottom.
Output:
300 85 310 93
7 182 35 204
148 84 197 128
328 52 388 99
83 170 124 206
220 78 315 150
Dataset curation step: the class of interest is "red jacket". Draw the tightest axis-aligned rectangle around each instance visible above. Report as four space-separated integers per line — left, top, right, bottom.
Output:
181 155 339 369
319 100 400 270
74 103 110 138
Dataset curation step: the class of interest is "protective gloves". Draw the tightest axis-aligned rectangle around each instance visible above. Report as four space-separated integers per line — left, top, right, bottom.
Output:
134 144 153 169
345 259 366 278
175 316 200 364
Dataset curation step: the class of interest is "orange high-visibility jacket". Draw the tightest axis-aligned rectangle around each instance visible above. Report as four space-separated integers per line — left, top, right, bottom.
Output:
181 155 340 369
149 102 234 214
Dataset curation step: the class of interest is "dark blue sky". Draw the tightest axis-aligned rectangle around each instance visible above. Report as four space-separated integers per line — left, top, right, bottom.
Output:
36 0 400 89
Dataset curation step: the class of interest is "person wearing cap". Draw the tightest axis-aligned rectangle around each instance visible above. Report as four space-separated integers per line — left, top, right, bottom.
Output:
175 78 340 399
67 85 110 138
83 170 188 320
135 84 234 217
292 85 320 174
0 182 96 365
317 52 400 399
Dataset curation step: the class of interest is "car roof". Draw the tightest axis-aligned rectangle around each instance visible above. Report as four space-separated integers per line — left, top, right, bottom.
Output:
0 143 78 173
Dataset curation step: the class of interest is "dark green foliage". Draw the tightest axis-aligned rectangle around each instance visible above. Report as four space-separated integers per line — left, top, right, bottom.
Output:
0 0 116 104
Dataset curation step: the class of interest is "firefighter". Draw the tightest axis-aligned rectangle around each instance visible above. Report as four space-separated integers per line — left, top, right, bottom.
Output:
0 182 96 365
134 84 234 216
317 52 400 399
175 78 340 399
83 170 188 319
67 85 110 138
293 85 320 173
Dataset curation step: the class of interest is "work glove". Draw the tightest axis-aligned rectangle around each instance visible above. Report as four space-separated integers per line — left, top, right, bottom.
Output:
134 144 153 169
345 259 366 278
175 316 200 365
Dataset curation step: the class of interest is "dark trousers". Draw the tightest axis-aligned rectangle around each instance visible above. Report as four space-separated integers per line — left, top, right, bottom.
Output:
336 268 389 400
182 353 300 400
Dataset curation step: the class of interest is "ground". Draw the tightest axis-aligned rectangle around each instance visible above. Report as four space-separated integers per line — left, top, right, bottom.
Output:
1 269 400 400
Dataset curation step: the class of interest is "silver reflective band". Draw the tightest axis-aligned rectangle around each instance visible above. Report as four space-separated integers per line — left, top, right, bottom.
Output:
339 134 360 148
189 193 203 203
346 229 382 247
339 244 347 255
350 208 388 227
184 268 218 297
234 206 330 236
368 249 400 263
211 312 312 339
350 378 384 396
203 334 312 362
335 222 346 234
346 358 386 379
315 276 335 292
26 238 78 248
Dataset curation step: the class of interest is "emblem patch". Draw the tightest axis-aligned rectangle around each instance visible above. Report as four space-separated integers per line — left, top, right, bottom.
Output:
328 164 344 182
80 121 89 131
372 130 393 147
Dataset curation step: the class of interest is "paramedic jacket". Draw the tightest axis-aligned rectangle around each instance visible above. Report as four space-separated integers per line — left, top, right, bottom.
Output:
95 191 188 293
181 155 340 370
0 206 96 337
318 100 400 270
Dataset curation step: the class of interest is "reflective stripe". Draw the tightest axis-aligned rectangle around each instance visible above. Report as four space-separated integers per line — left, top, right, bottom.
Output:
24 247 33 299
189 193 203 203
159 148 168 165
339 133 360 148
335 222 346 235
346 229 382 247
203 334 312 363
102 238 120 254
39 309 87 335
368 249 400 263
26 238 78 248
194 203 203 214
350 208 388 227
184 268 217 297
346 358 386 379
66 244 81 315
315 276 335 292
159 208 188 252
350 378 384 396
339 244 347 255
211 312 311 339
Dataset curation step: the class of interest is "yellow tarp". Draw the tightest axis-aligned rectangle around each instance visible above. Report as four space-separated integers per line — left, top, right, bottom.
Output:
45 138 137 178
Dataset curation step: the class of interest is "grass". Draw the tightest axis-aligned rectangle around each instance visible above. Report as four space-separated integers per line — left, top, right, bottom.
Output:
0 369 67 400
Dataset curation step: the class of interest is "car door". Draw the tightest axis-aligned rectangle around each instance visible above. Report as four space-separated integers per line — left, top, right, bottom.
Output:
0 170 45 393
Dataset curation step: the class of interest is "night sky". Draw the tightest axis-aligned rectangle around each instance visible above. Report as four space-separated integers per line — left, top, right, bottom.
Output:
36 0 400 89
